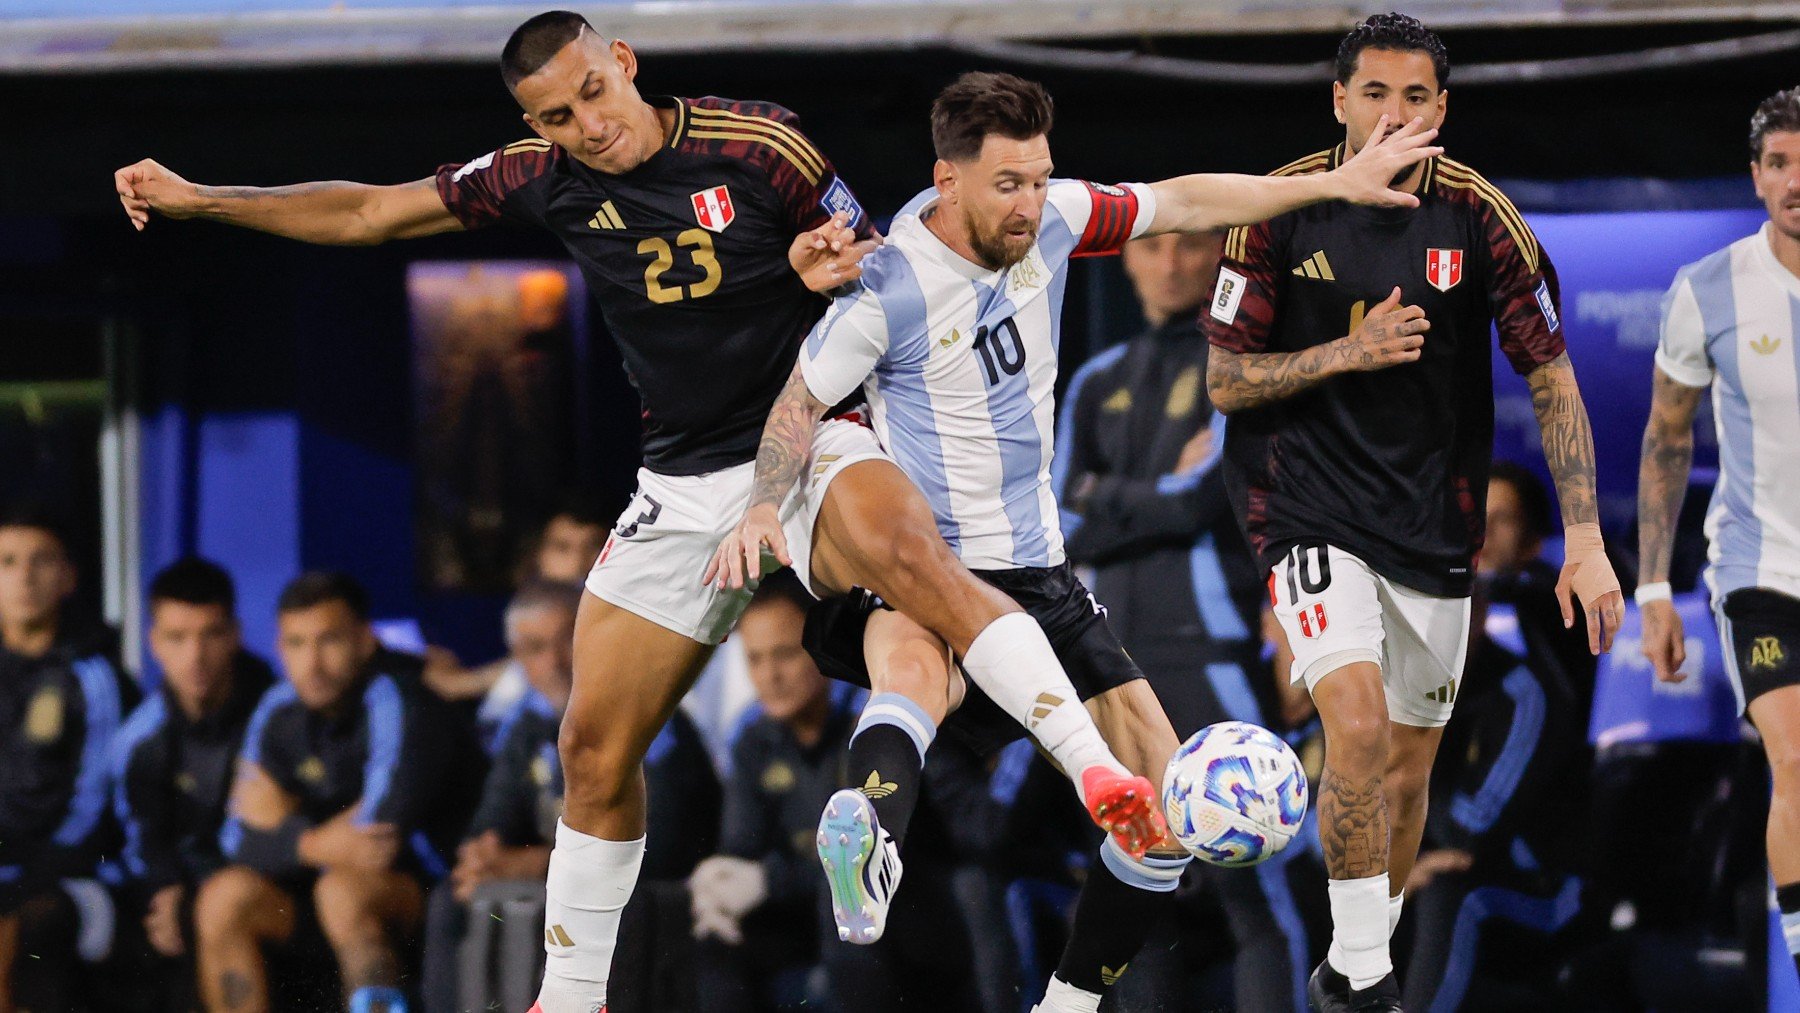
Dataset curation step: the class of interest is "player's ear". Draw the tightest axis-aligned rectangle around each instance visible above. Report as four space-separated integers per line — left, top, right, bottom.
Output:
934 159 957 202
1436 88 1448 126
1332 80 1347 124
612 38 638 81
523 112 551 144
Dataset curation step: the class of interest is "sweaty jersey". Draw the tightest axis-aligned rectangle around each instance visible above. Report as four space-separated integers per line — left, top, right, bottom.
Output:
1205 146 1565 598
1656 223 1800 602
801 179 1157 570
436 95 870 476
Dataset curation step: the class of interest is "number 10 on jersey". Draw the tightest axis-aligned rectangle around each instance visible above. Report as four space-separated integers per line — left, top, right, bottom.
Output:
972 317 1026 385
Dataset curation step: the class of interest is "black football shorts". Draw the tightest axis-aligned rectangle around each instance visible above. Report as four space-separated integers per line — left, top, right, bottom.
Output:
802 562 1143 754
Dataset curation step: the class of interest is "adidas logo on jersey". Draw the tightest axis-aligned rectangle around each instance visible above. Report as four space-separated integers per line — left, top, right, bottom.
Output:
1751 334 1783 355
859 770 900 799
940 328 963 349
1425 679 1459 704
1101 964 1129 987
588 201 625 230
1291 250 1336 281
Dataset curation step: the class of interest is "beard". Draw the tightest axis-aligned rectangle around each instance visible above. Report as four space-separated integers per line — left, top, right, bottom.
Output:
966 205 1038 270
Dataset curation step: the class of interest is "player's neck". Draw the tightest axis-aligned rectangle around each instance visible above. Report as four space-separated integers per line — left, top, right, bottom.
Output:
922 203 984 270
1767 220 1800 282
654 105 677 146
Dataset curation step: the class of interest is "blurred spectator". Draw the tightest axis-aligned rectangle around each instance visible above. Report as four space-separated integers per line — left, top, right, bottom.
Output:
426 497 611 744
1056 232 1311 1010
1399 586 1588 1010
0 504 134 1011
111 558 276 1008
691 575 977 1011
1482 462 1599 709
421 579 719 1013
526 495 610 585
199 571 482 1013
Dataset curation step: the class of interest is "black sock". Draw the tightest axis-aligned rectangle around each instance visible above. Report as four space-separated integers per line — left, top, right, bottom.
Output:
846 720 925 849
1777 882 1800 977
1054 844 1184 995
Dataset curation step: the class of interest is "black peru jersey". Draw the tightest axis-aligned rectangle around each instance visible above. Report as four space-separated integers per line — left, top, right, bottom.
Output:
1204 146 1566 598
436 95 872 476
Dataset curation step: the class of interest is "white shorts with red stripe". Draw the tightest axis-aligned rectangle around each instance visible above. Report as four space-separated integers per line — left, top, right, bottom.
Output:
584 418 888 645
1268 543 1471 728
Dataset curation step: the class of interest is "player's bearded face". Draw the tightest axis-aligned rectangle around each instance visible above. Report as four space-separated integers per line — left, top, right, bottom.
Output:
959 135 1053 270
1335 48 1447 188
516 33 658 175
1752 130 1800 240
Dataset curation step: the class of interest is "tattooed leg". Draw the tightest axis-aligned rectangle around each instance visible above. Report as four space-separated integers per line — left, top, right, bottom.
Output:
313 869 424 997
1312 661 1394 878
194 868 296 1013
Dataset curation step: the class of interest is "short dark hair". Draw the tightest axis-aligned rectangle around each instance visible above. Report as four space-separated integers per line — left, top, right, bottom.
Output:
1750 86 1800 161
1335 12 1449 90
501 10 593 92
743 570 813 617
149 557 236 613
0 500 70 554
930 72 1055 163
276 571 370 622
1489 461 1553 543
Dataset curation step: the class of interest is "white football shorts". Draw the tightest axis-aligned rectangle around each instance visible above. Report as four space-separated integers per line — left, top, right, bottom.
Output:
584 418 889 644
1268 543 1471 728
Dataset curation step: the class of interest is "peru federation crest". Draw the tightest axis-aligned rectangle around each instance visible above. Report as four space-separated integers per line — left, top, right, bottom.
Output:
691 185 735 233
1425 248 1463 292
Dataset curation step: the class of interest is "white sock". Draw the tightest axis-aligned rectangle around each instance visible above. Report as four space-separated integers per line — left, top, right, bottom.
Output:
1389 889 1405 938
1034 975 1102 1013
960 613 1125 800
536 821 644 1013
1325 873 1392 990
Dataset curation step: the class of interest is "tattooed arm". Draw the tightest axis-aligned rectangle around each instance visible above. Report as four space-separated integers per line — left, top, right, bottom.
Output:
1528 351 1624 653
1526 352 1601 525
705 359 831 589
1637 367 1704 586
115 159 458 244
1637 367 1707 681
1208 285 1429 414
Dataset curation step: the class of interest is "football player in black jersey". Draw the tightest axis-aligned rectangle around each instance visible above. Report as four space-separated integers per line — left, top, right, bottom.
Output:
1202 14 1623 1012
115 12 1172 1012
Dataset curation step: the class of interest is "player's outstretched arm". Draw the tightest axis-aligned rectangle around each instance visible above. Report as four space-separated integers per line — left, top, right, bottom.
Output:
1207 287 1427 413
1526 352 1623 654
1636 367 1706 681
115 159 460 245
705 359 830 590
1143 115 1441 235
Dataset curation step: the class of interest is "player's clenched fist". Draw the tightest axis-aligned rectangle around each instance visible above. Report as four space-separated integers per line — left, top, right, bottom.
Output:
114 158 201 230
1336 286 1429 372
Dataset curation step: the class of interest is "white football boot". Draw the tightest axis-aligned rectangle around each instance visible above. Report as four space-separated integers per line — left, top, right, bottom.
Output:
816 787 903 944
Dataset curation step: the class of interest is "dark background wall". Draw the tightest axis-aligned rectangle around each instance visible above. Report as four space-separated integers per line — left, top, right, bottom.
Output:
0 22 1792 662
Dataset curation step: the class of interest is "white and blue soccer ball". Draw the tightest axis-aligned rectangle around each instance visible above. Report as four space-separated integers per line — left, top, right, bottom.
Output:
1162 720 1309 868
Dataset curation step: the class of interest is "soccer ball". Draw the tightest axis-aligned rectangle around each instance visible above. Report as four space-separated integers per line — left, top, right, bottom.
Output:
1162 720 1309 867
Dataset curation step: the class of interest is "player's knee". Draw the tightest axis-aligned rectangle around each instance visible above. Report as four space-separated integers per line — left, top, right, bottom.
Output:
558 710 643 808
870 641 953 720
194 867 268 941
1322 708 1389 771
312 871 381 944
1769 744 1800 798
1383 759 1431 812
